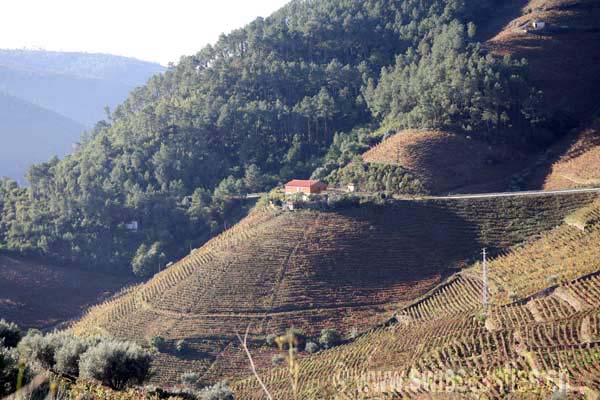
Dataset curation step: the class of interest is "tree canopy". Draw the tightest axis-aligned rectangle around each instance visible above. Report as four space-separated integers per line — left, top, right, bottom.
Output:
0 0 547 276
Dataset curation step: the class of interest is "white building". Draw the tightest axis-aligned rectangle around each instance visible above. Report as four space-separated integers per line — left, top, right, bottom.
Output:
125 221 139 231
532 21 546 29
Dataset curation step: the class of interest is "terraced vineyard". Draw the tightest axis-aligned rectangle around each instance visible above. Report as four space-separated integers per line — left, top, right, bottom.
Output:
465 200 600 303
72 191 597 386
232 198 600 399
360 130 528 194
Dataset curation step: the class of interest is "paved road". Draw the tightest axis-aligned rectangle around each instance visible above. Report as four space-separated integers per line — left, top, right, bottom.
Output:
427 187 600 200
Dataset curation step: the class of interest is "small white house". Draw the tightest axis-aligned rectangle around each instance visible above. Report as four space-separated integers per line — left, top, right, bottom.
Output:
125 221 139 231
347 183 356 193
532 21 546 29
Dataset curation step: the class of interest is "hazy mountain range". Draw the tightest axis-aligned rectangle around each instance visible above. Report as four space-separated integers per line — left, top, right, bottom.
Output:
0 49 165 181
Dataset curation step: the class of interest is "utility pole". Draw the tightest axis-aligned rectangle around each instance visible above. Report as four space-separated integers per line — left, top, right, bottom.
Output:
482 248 488 315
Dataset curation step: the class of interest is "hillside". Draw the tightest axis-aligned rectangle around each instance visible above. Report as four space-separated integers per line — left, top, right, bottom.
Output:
72 192 597 386
0 91 85 181
0 255 131 329
359 130 529 194
0 0 549 276
541 119 600 190
336 0 600 197
1 0 599 397
484 0 600 121
353 123 600 196
232 197 600 399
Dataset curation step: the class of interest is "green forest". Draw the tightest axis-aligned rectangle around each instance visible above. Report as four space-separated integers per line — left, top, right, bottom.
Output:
0 0 557 276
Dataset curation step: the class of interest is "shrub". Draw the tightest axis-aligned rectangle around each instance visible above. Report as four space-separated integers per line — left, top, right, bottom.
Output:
150 335 166 351
54 336 91 377
198 382 234 400
180 371 199 388
318 329 343 349
79 340 152 390
17 330 60 370
305 342 320 354
0 320 21 348
508 292 519 301
0 343 28 396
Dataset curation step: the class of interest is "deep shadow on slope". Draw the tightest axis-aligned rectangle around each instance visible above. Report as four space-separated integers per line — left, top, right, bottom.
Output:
525 119 600 189
484 0 600 121
0 255 131 329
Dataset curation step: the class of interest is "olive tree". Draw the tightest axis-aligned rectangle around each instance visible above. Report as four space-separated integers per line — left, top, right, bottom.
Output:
79 340 152 390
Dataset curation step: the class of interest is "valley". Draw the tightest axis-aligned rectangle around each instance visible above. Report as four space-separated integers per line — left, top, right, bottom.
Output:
0 255 132 330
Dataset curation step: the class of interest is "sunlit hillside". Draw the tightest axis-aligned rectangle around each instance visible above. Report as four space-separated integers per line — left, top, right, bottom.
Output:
233 197 600 399
360 130 528 194
72 192 596 385
1 0 600 398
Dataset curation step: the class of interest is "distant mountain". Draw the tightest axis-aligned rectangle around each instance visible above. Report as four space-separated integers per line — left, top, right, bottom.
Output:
0 91 85 182
0 49 165 85
0 49 165 126
0 49 165 181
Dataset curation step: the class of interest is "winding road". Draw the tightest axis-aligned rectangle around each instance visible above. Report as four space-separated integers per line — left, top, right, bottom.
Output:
427 187 600 200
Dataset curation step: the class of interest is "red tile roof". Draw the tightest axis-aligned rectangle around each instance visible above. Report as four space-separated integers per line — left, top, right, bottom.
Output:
285 179 321 188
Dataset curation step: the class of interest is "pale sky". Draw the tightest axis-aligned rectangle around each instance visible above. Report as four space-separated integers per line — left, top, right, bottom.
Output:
0 0 290 66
